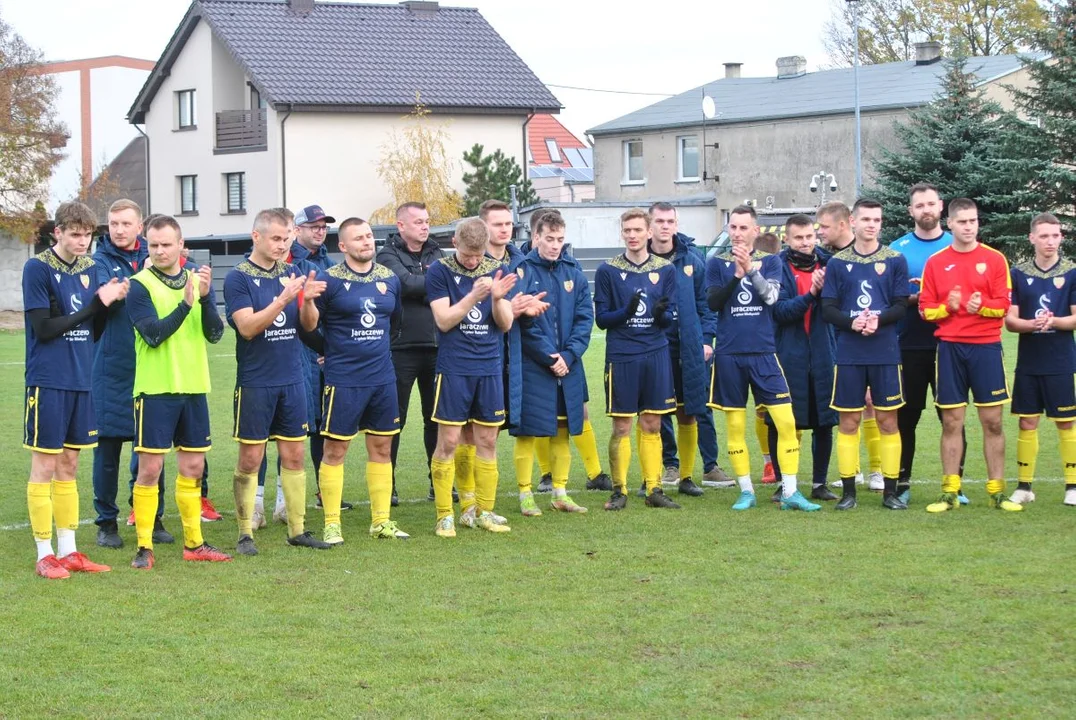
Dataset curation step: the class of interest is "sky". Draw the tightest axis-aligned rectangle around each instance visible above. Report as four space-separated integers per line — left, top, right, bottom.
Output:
2 0 835 141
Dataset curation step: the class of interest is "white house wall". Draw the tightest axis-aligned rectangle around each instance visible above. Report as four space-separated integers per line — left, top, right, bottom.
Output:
284 112 525 220
522 203 718 250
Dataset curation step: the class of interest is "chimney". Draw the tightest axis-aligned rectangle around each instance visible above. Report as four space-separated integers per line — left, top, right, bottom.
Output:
401 1 440 13
776 56 807 79
915 41 943 65
724 62 742 79
288 0 315 14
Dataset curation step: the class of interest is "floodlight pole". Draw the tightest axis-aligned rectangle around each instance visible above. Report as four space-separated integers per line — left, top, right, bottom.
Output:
849 0 863 196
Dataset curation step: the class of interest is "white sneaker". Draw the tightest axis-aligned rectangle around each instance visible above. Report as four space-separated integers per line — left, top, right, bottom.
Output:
459 504 477 528
272 502 288 524
252 504 267 530
833 472 866 489
868 472 884 492
1065 488 1076 506
661 466 679 486
1010 488 1036 505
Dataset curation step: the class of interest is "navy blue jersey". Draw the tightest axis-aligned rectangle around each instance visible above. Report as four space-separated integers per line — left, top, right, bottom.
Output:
891 230 952 350
22 249 100 390
822 245 909 365
705 250 782 355
425 255 506 375
1010 258 1076 375
224 259 303 387
593 253 677 362
315 262 401 387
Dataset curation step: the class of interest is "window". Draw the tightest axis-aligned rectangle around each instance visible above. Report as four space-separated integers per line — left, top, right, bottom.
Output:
678 135 700 181
225 172 246 213
179 175 198 214
176 89 196 129
545 138 562 163
526 144 534 164
622 140 644 183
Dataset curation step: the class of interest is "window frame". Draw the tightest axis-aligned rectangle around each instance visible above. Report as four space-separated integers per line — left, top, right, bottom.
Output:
176 89 196 130
179 175 198 215
225 172 246 214
545 138 562 163
677 135 700 182
622 139 645 185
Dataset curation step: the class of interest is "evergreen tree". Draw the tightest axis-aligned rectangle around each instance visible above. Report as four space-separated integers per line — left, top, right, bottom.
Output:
461 144 539 216
866 56 1048 256
1008 0 1076 231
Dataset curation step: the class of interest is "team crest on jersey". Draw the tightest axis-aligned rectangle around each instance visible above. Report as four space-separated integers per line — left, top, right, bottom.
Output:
620 272 627 281
53 273 61 283
516 267 524 279
454 276 461 285
845 263 853 272
724 262 731 268
648 272 660 285
750 261 762 272
874 263 886 276
80 274 89 288
253 279 260 287
1055 277 1066 289
564 279 574 293
684 265 693 277
376 281 387 294
280 277 289 286
975 263 987 275
343 282 351 291
1027 278 1034 285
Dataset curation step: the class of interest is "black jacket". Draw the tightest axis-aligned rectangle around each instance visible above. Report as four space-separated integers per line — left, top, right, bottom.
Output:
376 233 445 350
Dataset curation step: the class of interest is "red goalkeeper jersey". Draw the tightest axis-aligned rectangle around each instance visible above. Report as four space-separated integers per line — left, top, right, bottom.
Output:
918 242 1010 344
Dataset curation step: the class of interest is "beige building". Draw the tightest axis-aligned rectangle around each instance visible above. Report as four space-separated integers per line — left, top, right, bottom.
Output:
127 0 560 237
587 45 1036 235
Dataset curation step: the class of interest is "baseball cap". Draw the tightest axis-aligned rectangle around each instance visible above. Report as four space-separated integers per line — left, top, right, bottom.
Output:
294 205 335 226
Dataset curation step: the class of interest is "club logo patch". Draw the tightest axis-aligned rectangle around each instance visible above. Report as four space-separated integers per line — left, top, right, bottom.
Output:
454 276 461 285
516 267 524 279
648 272 660 285
253 279 260 287
620 272 627 281
1055 277 1066 289
376 281 387 294
343 282 351 291
684 265 693 277
1027 278 1034 285
563 280 574 293
750 261 762 272
846 263 853 271
280 277 288 286
874 263 886 276
975 263 987 275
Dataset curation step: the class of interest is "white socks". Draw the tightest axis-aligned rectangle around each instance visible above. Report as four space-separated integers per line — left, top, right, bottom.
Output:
737 475 754 493
781 474 797 499
56 528 76 558
36 539 54 561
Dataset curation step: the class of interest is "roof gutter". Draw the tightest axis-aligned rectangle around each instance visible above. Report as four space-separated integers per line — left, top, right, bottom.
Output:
279 104 293 207
520 109 536 221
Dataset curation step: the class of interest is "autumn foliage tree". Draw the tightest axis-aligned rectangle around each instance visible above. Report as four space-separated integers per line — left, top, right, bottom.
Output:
370 99 463 226
0 14 66 241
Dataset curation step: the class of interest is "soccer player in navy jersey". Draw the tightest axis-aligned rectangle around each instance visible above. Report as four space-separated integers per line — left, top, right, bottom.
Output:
594 208 681 511
707 205 817 512
426 218 518 537
23 201 128 578
1006 213 1076 507
225 208 331 553
299 217 410 542
820 199 909 510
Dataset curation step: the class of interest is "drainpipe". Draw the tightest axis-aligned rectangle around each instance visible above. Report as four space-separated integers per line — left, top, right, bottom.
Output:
133 124 150 211
279 104 293 206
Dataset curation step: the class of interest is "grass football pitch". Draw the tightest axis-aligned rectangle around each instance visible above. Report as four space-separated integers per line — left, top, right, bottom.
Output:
0 329 1073 718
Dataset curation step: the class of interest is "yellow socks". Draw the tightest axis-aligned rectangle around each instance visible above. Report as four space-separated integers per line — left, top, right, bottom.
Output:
878 431 901 480
366 461 392 526
608 434 631 492
474 455 499 513
1017 428 1038 483
514 436 536 493
431 457 455 520
574 420 603 479
725 409 750 477
233 469 258 536
985 478 1005 496
534 436 552 476
863 418 882 474
175 474 204 549
639 428 662 494
51 478 79 534
454 443 476 506
319 462 344 526
942 473 962 494
27 481 53 544
132 483 158 549
755 412 770 458
280 467 307 538
551 427 571 490
677 422 698 480
768 404 800 477
836 431 859 479
1060 427 1076 484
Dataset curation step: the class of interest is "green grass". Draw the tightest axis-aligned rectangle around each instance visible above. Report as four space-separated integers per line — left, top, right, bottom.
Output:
1 329 1074 718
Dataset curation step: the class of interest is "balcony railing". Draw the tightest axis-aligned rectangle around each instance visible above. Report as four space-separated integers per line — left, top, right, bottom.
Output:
214 109 267 153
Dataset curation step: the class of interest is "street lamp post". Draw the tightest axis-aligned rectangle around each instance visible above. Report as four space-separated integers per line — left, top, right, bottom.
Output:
810 170 838 206
848 0 863 196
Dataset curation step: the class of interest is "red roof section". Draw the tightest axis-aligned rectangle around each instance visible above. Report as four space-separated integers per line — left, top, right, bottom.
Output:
528 113 587 166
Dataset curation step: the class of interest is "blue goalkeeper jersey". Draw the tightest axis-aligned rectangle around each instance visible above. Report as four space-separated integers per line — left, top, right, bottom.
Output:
891 230 952 350
1010 258 1076 375
593 253 677 362
705 250 782 355
315 261 401 387
224 259 304 387
822 244 909 365
22 249 100 390
425 255 505 376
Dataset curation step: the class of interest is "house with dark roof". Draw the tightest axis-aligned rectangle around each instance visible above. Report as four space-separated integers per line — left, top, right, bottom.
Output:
526 113 594 203
127 0 561 236
586 44 1037 224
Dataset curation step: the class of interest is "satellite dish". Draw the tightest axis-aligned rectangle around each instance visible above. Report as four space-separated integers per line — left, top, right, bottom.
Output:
702 95 716 120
